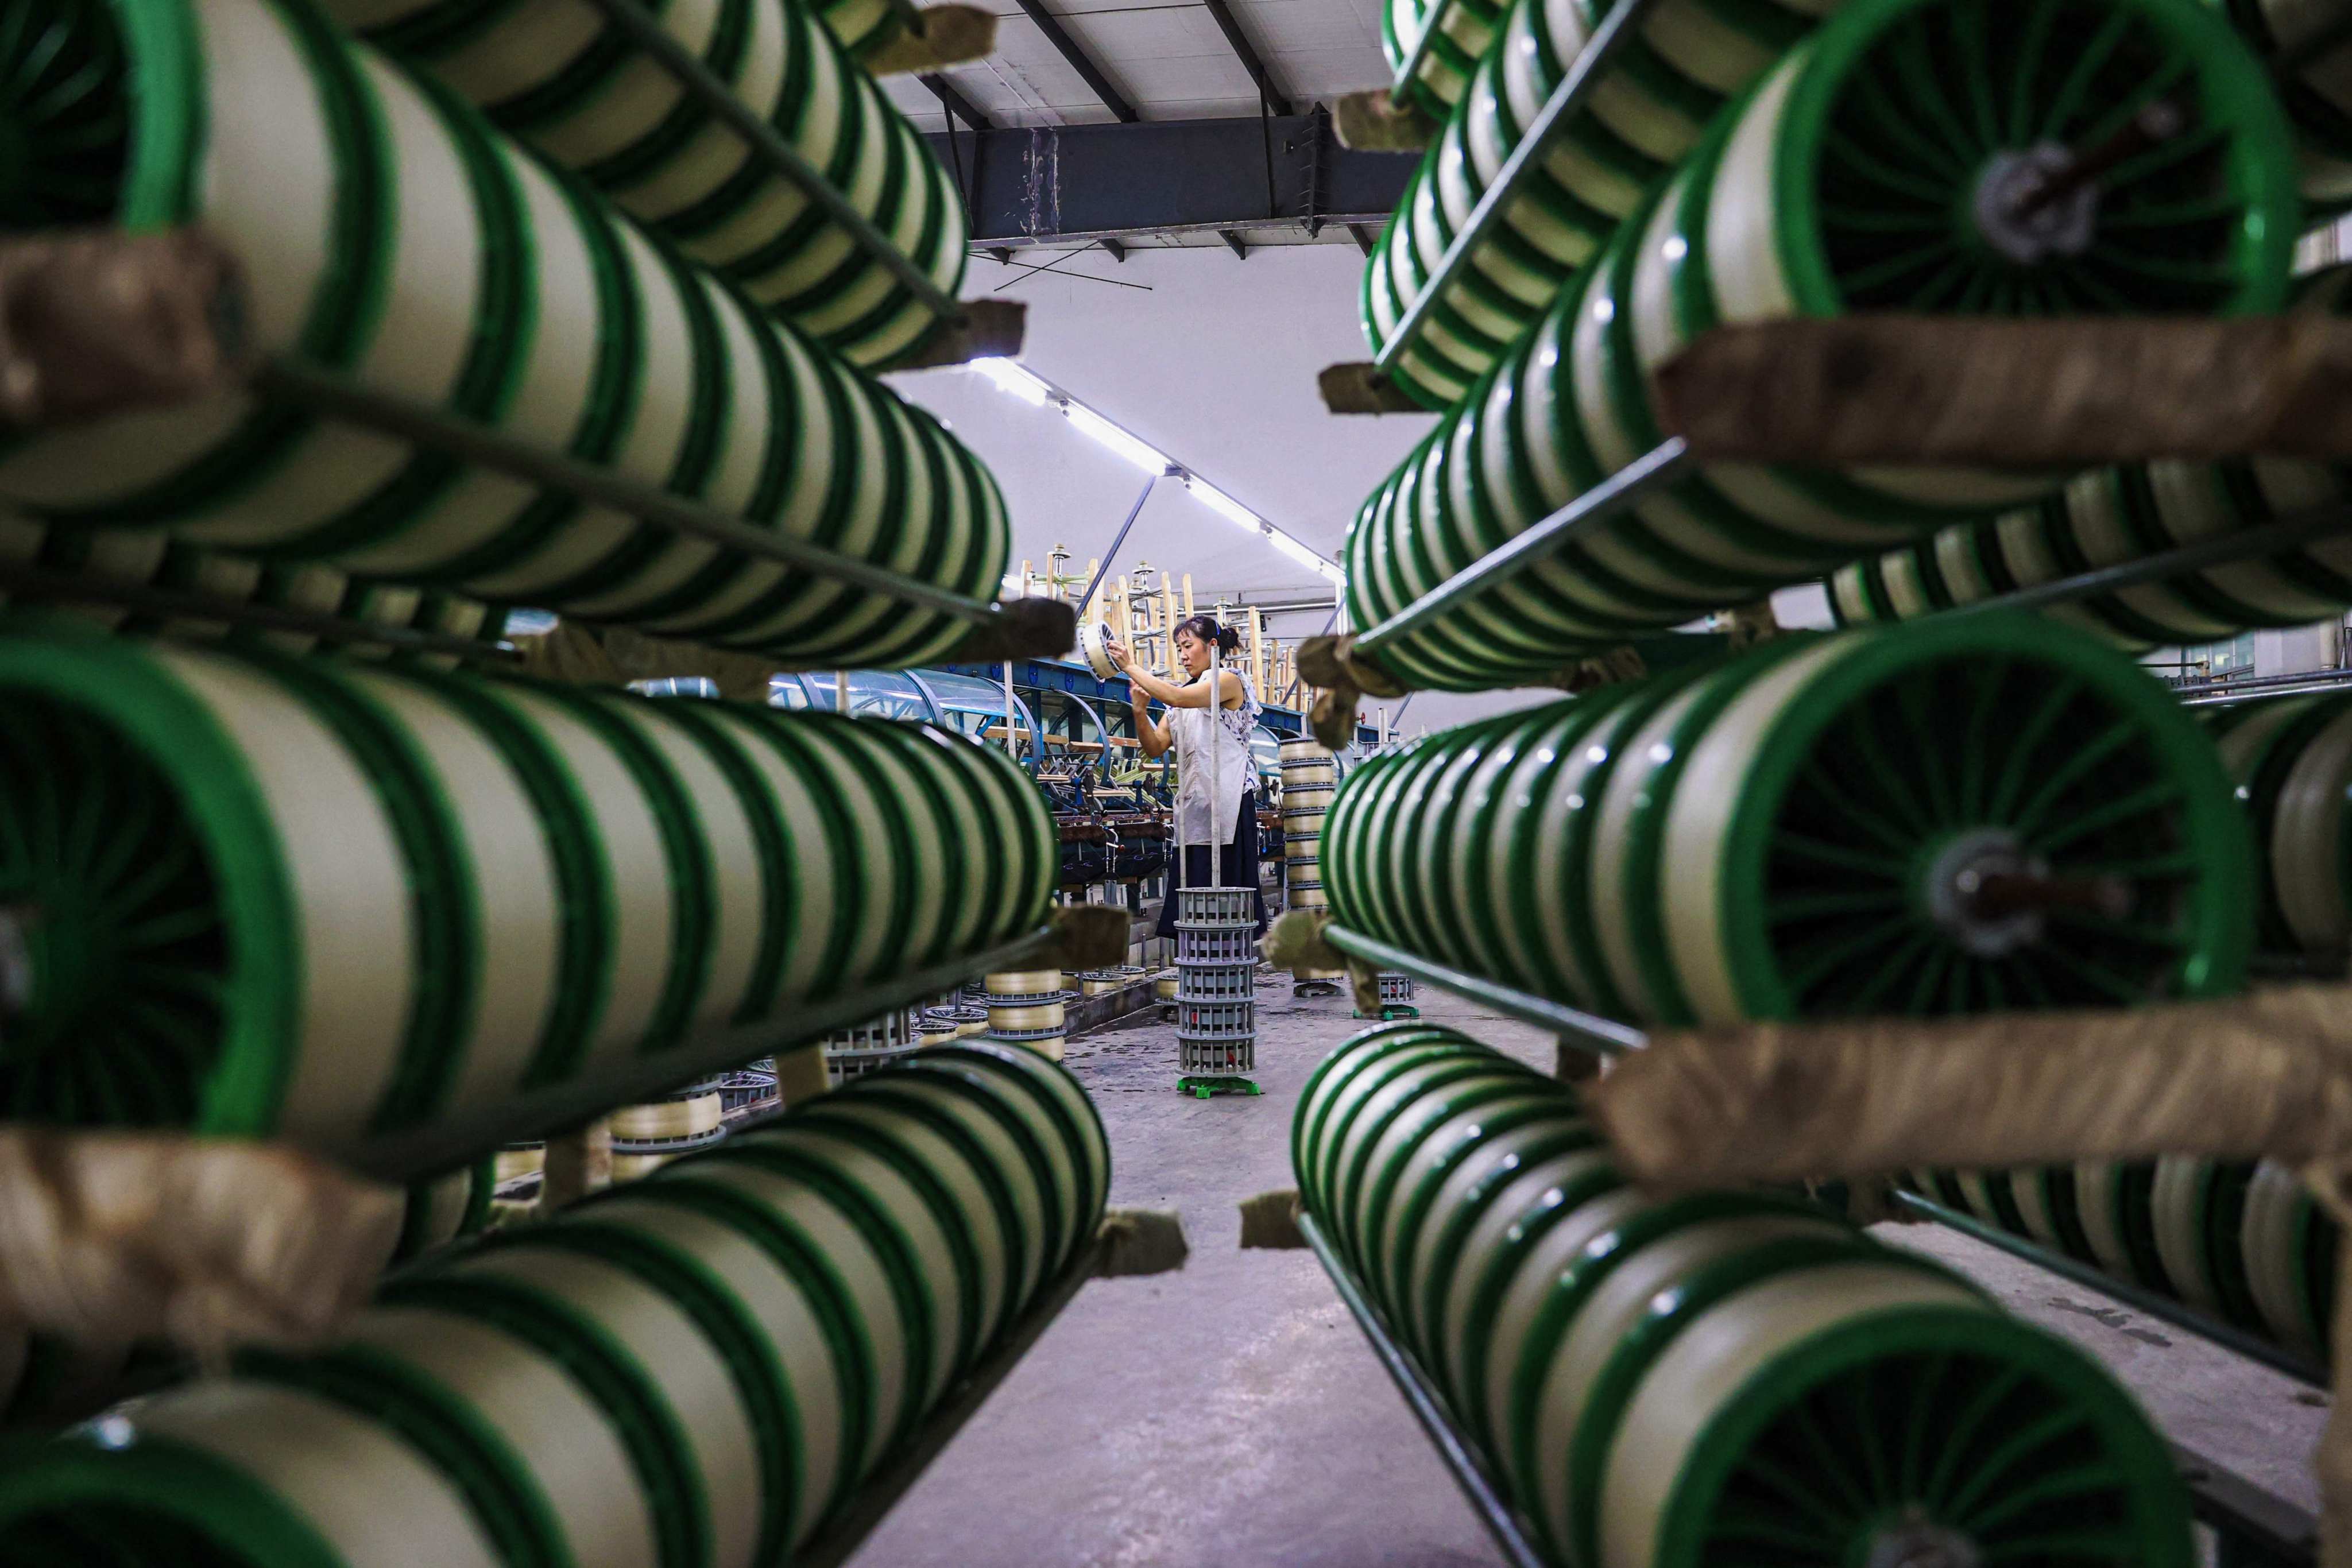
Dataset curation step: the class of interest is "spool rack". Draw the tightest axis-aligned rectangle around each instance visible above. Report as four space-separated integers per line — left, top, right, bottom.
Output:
1334 428 2352 682
1361 0 1669 386
0 200 1059 671
778 1206 1189 1568
342 924 1060 1183
1318 923 2328 1564
1308 307 2352 1565
1320 922 2336 1365
1382 0 1470 112
1296 1205 2318 1568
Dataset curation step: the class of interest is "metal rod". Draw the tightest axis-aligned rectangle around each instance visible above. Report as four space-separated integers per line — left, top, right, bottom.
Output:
836 669 852 714
1372 0 1668 375
1352 439 1690 657
1957 870 2130 920
1281 607 1341 707
0 559 523 664
1320 924 1647 1056
1889 1190 2329 1387
2176 666 2352 706
342 924 1057 1181
257 357 1004 629
1298 1212 1553 1568
787 1231 1114 1568
1947 500 2352 622
1209 638 1224 892
576 0 962 322
2009 99 2185 219
1003 658 1019 759
0 904 29 1027
2184 678 2352 708
2176 664 2352 698
1077 471 1163 616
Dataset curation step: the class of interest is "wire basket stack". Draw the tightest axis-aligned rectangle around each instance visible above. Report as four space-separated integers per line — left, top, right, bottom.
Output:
1175 885 1257 1082
1355 970 1419 1019
822 1005 923 1083
1280 738 1347 994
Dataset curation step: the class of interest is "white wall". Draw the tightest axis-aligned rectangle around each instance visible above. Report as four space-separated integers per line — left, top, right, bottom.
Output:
889 243 1565 729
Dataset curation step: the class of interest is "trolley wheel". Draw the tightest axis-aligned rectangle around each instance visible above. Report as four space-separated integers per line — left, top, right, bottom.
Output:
1177 1075 1263 1099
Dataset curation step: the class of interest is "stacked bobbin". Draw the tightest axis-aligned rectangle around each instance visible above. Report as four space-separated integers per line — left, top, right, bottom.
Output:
985 970 1069 1061
1345 0 2299 695
1323 614 2252 1026
1174 886 1257 1081
1827 268 2352 650
0 516 510 668
494 1142 545 1187
0 629 1055 1153
0 1045 1112 1567
0 0 1008 673
1900 1159 2339 1365
387 1156 500 1266
2207 692 2352 958
1298 1023 2195 1567
1383 0 1508 114
1361 0 2296 414
310 0 968 368
1279 738 1349 993
608 1076 729 1181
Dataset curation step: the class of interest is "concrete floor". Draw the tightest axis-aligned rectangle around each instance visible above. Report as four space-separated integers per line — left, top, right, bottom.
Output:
847 981 2326 1568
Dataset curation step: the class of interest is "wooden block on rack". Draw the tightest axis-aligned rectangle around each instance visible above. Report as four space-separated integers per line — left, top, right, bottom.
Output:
943 594 1077 663
0 226 250 432
508 620 782 701
0 1129 400 1358
1098 1207 1189 1276
862 4 996 73
1237 1188 1307 1249
1332 88 1437 151
1046 903 1131 970
1319 361 1432 415
539 1119 612 1209
892 299 1026 369
1654 315 2352 465
776 1046 832 1108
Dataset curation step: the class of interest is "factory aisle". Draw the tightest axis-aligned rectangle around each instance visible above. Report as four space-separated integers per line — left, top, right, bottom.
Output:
848 984 2326 1568
848 984 1529 1568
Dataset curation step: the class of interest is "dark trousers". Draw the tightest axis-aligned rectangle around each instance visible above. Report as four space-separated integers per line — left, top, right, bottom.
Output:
1155 789 1268 937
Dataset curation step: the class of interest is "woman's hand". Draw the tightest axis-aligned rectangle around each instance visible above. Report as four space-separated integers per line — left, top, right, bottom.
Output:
1105 636 1133 672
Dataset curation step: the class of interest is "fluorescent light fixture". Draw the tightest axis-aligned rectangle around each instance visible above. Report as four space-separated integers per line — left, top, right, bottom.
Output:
1269 529 1343 582
1061 400 1167 475
1186 478 1264 532
969 357 1050 406
966 360 1348 588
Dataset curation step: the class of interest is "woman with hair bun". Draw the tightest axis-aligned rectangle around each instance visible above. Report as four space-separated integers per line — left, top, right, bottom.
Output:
1107 614 1268 938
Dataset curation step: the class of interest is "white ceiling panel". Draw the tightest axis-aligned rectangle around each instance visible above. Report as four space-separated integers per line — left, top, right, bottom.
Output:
1227 0 1380 55
876 0 1392 129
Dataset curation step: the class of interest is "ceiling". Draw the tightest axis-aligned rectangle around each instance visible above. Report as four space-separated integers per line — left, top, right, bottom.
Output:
883 0 1390 134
